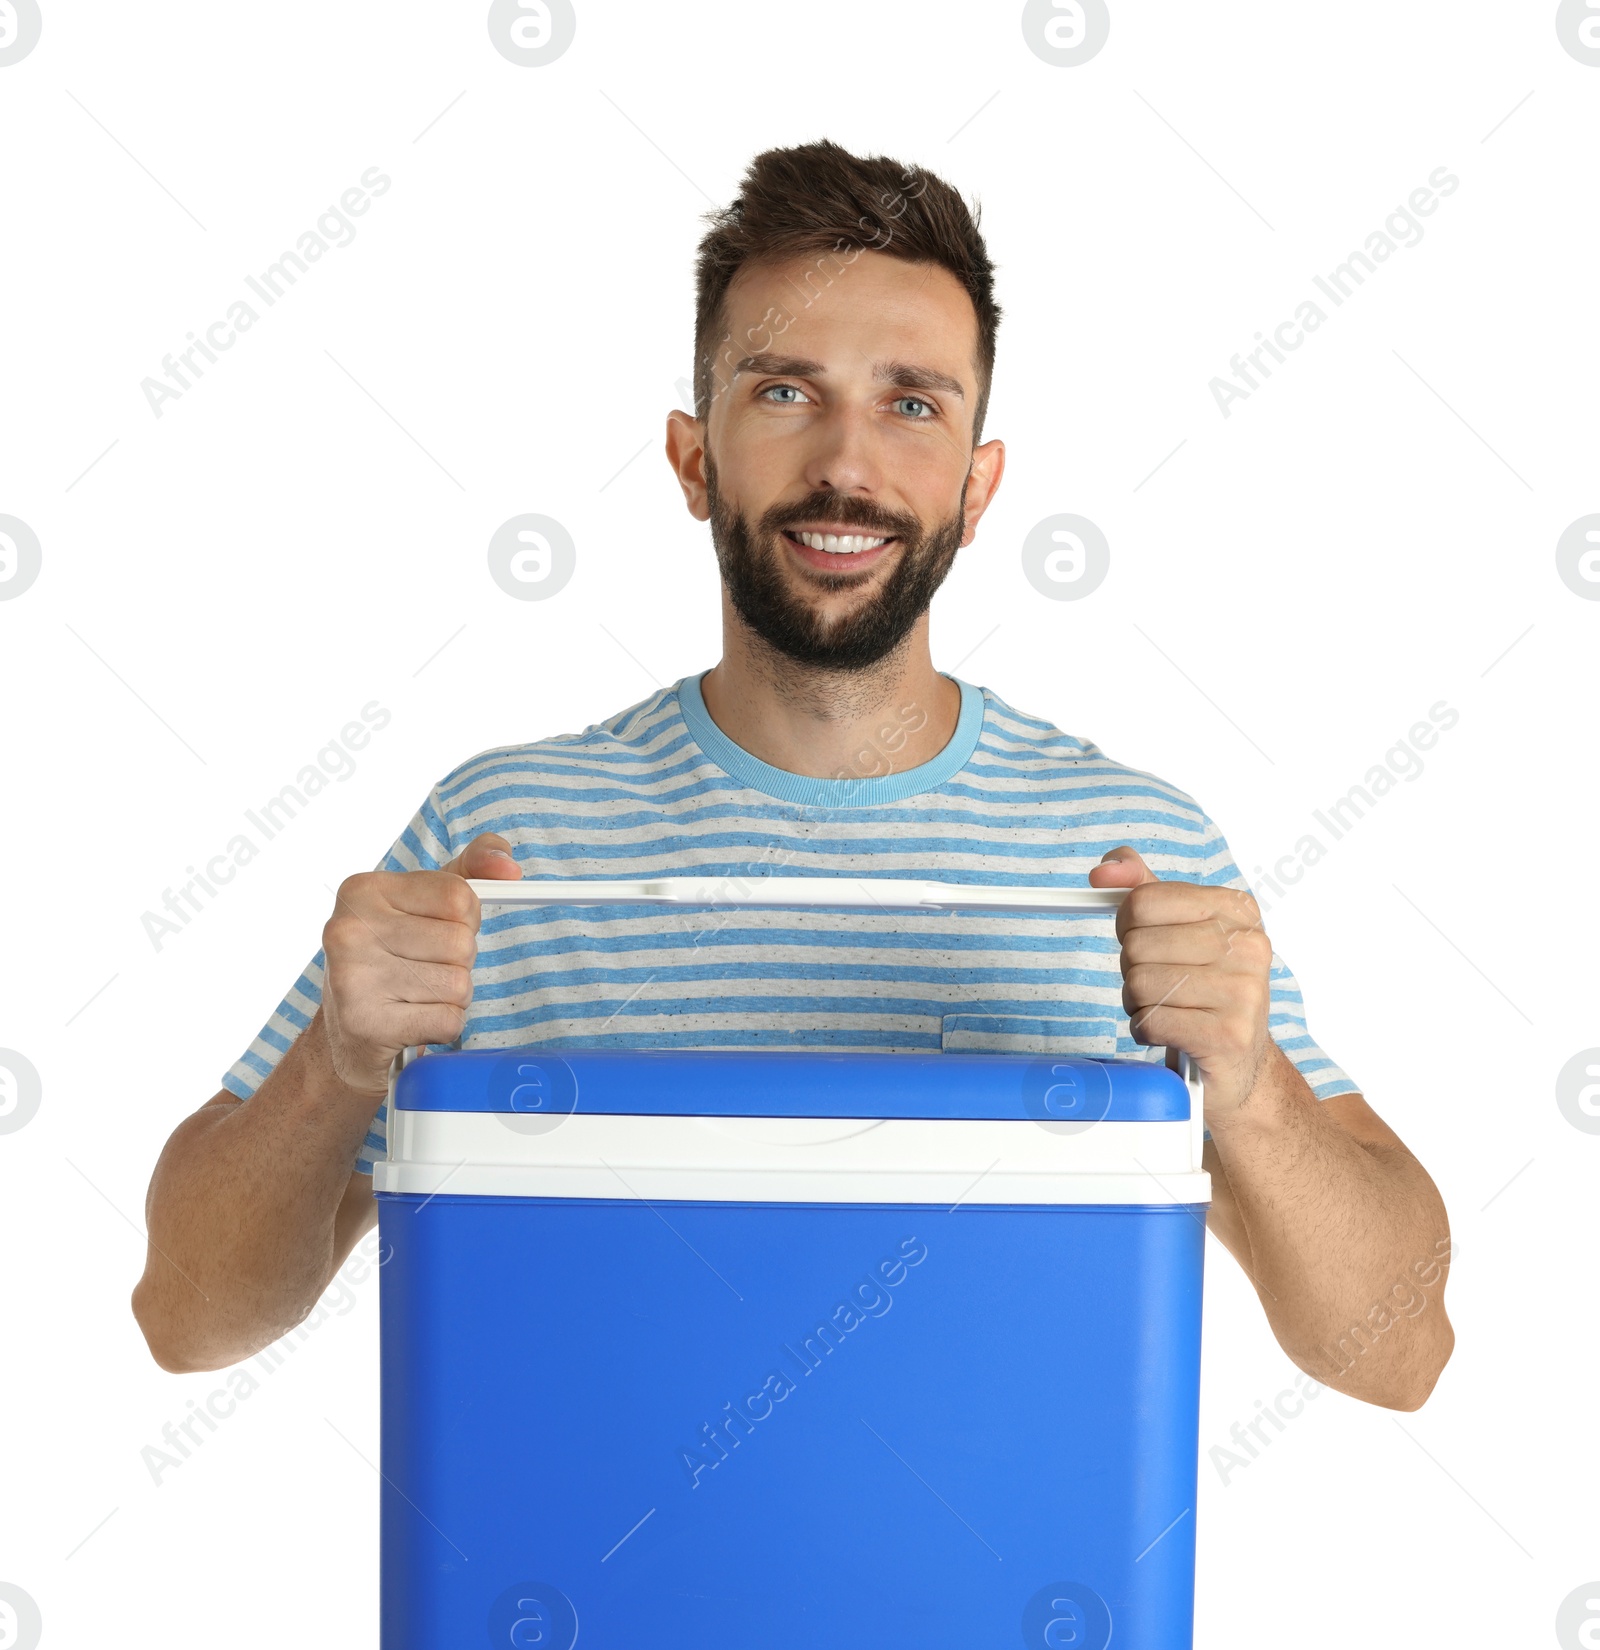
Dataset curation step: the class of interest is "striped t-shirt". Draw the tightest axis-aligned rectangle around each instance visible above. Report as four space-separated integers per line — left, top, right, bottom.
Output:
222 672 1359 1174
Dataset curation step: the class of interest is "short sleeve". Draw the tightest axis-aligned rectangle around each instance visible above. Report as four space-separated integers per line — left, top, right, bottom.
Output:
217 784 455 1175
1261 949 1361 1101
1141 793 1362 1103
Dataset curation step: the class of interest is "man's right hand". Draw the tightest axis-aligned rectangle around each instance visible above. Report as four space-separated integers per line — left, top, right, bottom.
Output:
319 832 523 1097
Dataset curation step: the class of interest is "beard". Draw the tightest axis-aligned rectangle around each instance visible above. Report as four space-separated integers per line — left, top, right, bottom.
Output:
704 457 968 672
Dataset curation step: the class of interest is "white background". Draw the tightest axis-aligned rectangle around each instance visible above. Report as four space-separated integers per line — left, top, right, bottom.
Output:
1 2 1596 1645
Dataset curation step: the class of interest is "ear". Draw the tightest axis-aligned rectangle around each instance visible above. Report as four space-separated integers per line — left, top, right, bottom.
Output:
960 437 1005 547
665 409 711 522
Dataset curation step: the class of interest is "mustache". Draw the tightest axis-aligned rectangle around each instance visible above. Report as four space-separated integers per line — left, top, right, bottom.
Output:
761 492 922 541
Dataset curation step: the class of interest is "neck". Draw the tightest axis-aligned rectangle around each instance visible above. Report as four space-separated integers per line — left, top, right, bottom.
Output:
697 596 962 782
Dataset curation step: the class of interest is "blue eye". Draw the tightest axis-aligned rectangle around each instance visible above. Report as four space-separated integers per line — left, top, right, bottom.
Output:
893 396 935 419
761 384 806 404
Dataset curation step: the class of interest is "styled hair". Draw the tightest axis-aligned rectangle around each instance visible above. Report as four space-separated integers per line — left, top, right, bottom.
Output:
693 140 1001 440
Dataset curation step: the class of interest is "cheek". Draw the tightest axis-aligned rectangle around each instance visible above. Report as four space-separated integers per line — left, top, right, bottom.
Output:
717 416 785 472
712 426 793 507
891 437 968 506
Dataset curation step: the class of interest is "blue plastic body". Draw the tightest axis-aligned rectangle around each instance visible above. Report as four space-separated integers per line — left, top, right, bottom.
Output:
393 1047 1191 1124
377 1052 1206 1648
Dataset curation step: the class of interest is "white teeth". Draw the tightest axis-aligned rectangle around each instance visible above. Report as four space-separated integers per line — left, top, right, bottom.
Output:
795 531 890 554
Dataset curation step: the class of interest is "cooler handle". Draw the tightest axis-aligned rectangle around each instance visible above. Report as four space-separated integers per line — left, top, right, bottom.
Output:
466 879 1206 1137
389 878 1206 1150
465 875 1130 913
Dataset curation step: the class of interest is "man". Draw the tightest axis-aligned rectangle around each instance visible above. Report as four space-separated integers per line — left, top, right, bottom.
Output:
134 141 1453 1411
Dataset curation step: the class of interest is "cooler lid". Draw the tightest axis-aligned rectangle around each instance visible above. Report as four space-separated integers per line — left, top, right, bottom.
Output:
392 1048 1190 1124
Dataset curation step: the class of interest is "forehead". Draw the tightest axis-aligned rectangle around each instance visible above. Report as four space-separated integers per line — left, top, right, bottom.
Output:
720 250 979 378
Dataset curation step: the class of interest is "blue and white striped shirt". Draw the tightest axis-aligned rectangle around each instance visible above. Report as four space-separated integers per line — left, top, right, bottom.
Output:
222 672 1359 1173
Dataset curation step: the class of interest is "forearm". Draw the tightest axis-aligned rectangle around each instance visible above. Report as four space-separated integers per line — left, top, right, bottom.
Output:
132 1008 382 1372
1206 1044 1454 1410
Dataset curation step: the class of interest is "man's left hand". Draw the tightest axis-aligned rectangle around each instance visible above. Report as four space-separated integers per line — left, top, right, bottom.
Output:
1087 846 1281 1113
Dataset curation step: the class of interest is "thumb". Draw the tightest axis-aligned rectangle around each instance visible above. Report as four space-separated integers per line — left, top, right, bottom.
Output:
444 831 523 882
1087 846 1158 888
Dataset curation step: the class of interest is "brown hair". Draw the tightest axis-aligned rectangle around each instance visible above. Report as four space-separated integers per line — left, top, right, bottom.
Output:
693 140 1001 441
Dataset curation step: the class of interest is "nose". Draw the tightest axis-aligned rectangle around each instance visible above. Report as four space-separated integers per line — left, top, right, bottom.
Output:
799 401 884 498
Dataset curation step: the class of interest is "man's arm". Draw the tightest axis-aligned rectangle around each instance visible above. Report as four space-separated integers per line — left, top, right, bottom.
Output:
131 832 523 1373
132 1016 382 1373
1090 848 1454 1411
1202 1069 1453 1410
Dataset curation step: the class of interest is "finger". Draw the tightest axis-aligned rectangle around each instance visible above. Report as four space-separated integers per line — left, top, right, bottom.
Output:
326 901 473 965
1119 922 1233 968
378 869 482 925
1122 961 1238 1015
1121 1002 1220 1051
368 953 475 1009
327 941 474 1009
1087 846 1157 889
373 908 481 969
386 1001 471 1051
446 831 522 882
1116 879 1262 938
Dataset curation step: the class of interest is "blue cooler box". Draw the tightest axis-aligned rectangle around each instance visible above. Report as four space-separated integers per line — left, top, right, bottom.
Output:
374 1037 1211 1648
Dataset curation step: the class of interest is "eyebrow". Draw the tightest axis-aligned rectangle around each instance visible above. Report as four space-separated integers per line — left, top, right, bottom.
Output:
732 353 966 400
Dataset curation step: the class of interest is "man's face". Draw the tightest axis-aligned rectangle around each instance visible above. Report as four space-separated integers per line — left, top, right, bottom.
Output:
668 250 1004 671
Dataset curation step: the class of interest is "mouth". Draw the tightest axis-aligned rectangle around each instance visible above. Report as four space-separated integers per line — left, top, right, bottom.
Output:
780 526 899 573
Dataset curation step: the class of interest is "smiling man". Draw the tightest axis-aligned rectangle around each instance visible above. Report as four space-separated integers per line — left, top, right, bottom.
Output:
134 141 1453 1412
